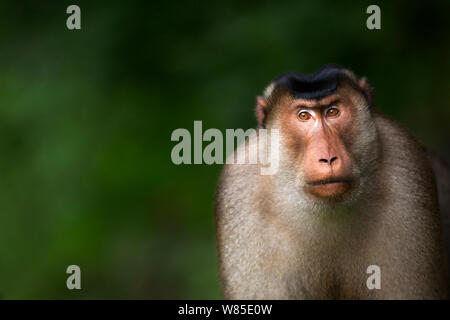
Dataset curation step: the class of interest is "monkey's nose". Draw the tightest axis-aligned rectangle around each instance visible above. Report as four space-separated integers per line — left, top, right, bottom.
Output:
319 156 338 165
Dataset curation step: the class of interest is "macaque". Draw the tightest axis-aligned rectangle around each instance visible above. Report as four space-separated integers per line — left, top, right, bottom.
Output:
214 65 449 299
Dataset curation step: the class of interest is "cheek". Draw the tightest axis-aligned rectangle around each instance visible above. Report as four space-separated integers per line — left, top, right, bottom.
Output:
334 109 358 151
281 116 307 161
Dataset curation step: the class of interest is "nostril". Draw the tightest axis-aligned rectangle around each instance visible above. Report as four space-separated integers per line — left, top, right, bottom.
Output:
319 158 328 163
330 156 338 164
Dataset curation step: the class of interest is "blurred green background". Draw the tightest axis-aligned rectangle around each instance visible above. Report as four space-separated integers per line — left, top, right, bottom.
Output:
0 0 449 299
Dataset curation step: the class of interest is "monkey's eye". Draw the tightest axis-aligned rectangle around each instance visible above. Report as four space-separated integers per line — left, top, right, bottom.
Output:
298 111 311 121
326 107 339 118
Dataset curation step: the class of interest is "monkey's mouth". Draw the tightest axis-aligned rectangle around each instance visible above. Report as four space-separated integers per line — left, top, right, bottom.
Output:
304 178 353 200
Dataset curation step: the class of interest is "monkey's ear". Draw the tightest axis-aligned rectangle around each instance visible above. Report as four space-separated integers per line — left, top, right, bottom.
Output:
358 77 373 107
256 96 268 128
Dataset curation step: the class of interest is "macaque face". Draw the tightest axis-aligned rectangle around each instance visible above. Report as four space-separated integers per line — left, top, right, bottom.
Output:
279 88 361 202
